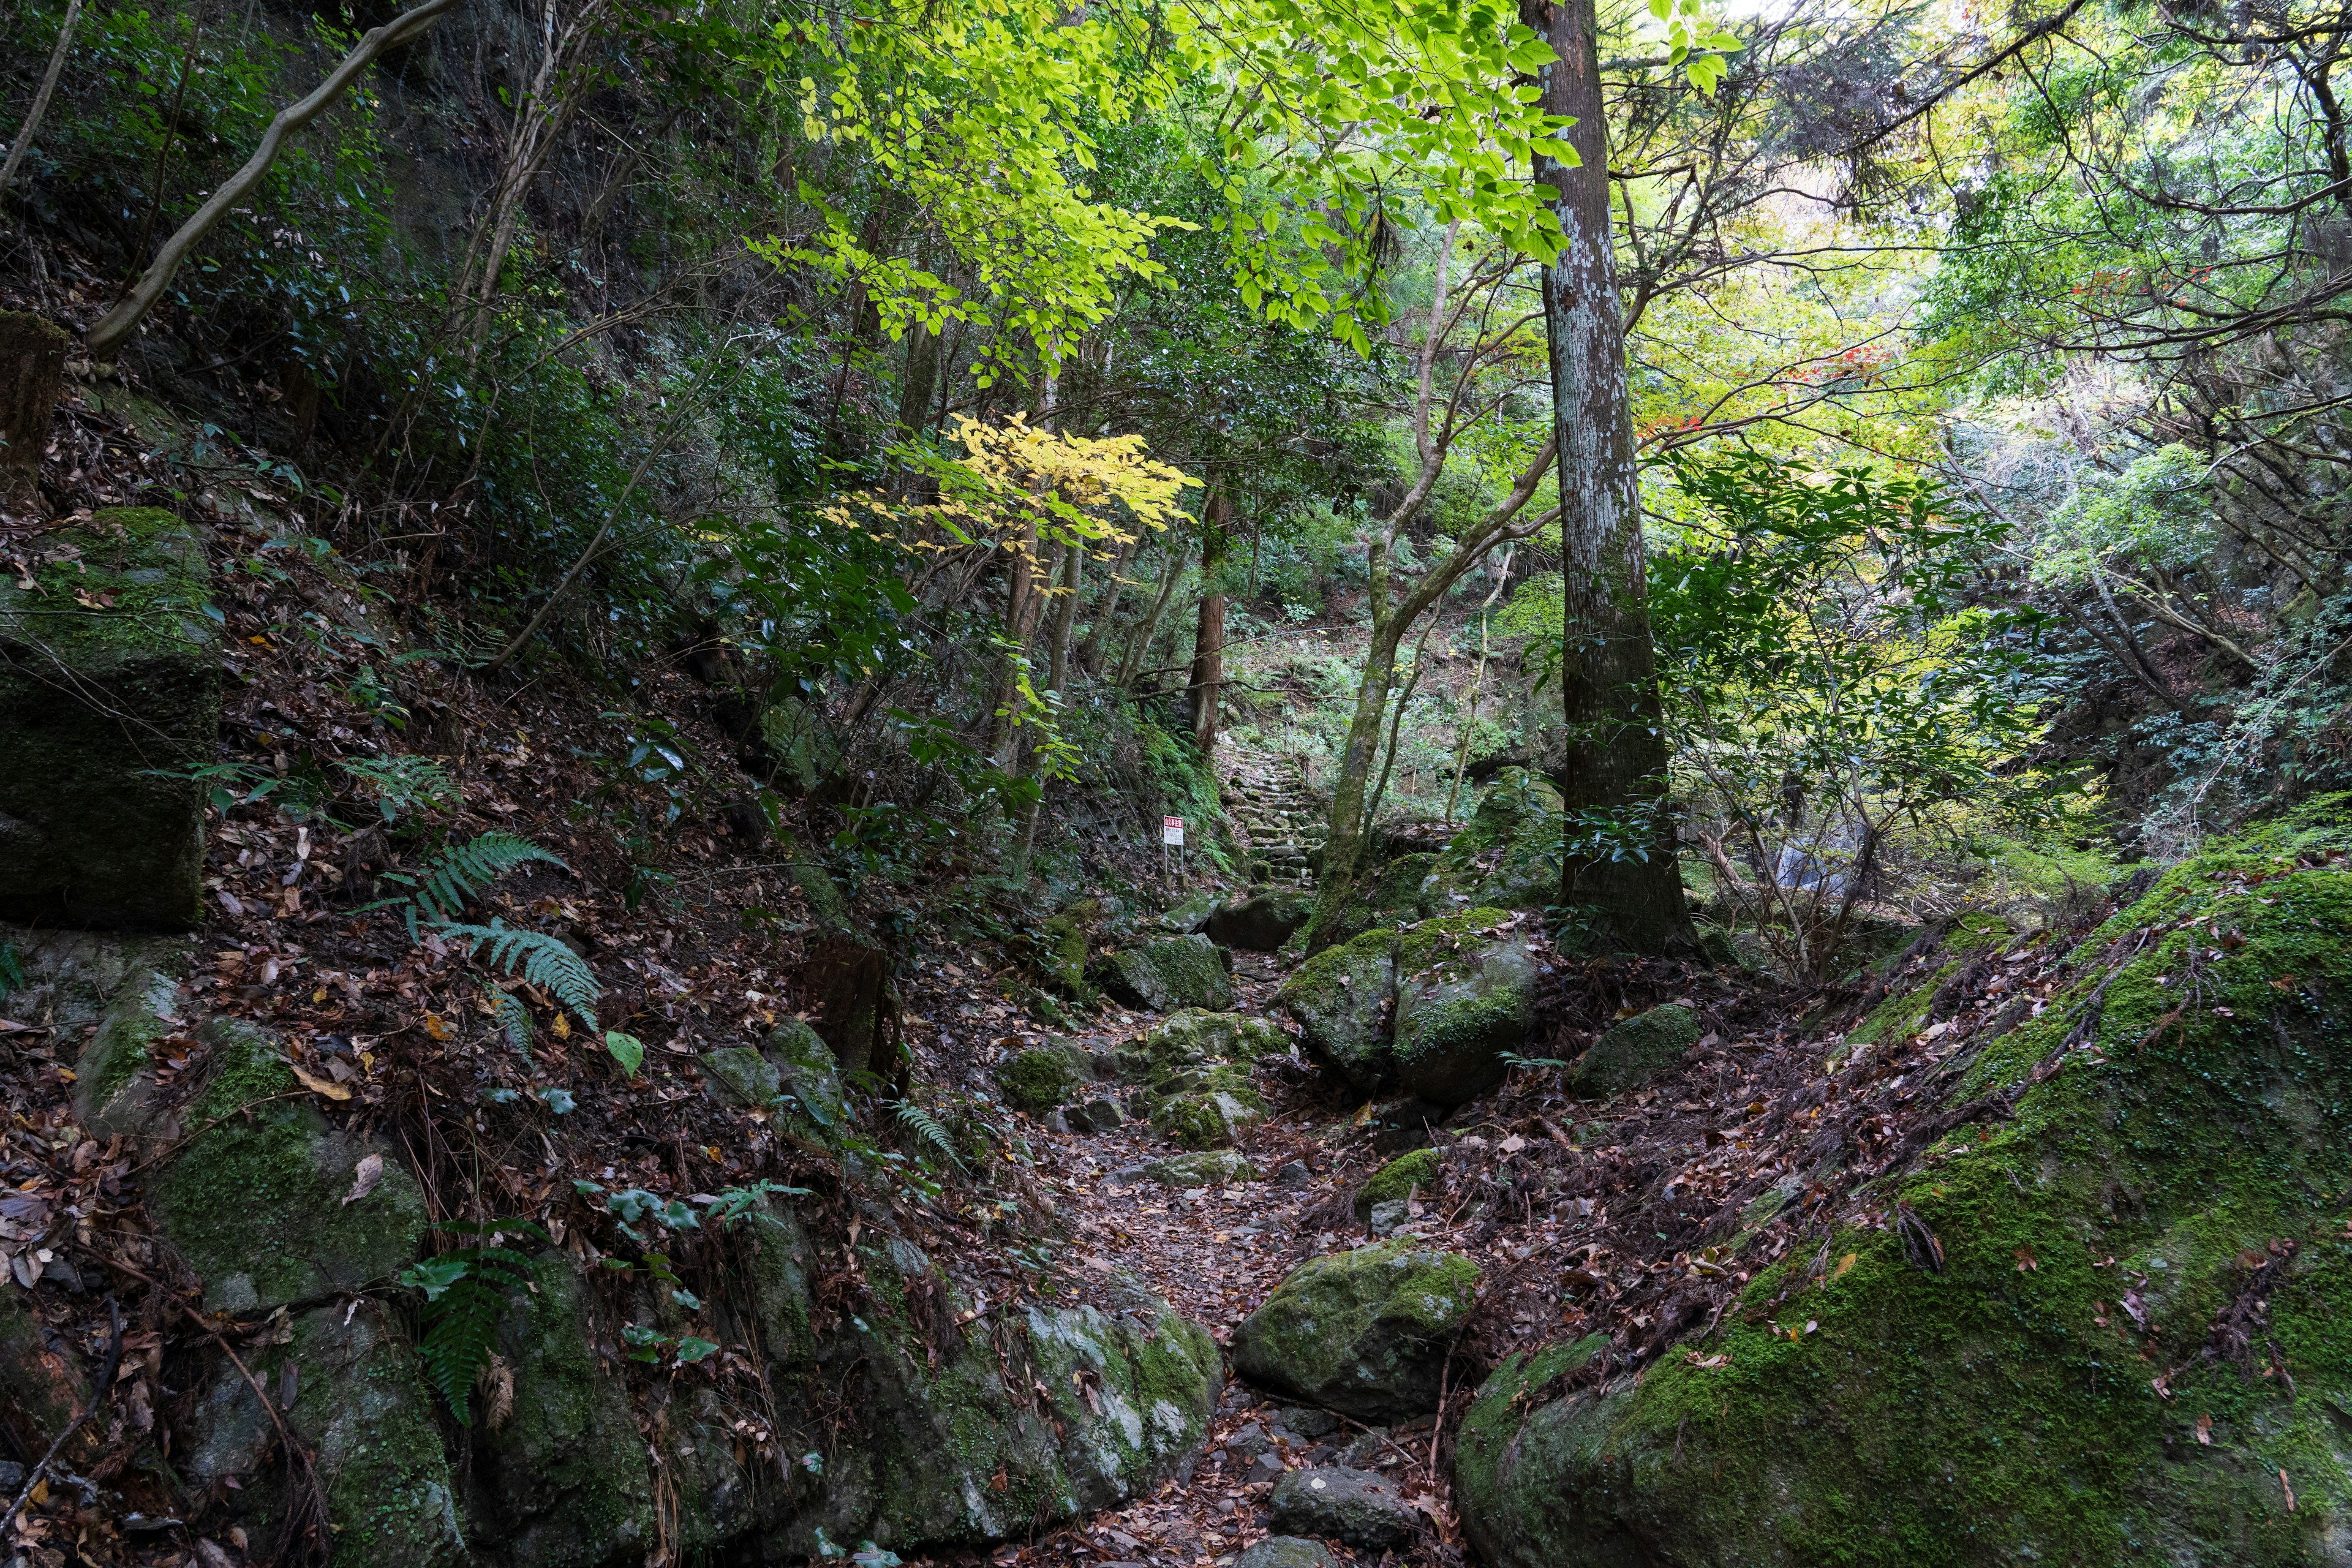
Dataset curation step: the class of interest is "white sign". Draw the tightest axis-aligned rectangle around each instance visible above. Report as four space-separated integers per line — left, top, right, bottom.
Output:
1161 816 1185 846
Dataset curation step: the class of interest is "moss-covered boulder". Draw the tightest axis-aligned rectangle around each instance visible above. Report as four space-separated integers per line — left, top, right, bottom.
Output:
766 1016 851 1131
1161 889 1223 933
1208 887 1313 951
70 950 184 1139
1567 1001 1702 1098
0 506 218 930
1276 927 1400 1088
1150 1077 1269 1148
1354 1147 1442 1222
184 1302 466 1567
1124 1008 1285 1077
466 1253 657 1567
1420 769 1563 916
1390 910 1542 1104
1091 933 1234 1012
1039 898 1100 995
1003 1044 1087 1110
1229 1241 1482 1419
1281 910 1539 1106
151 1022 428 1312
1454 834 2352 1567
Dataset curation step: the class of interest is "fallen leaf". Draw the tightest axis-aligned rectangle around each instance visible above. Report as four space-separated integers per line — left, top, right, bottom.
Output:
2195 1413 2212 1446
2015 1246 2038 1272
2282 1470 2296 1511
292 1064 353 1101
342 1153 385 1206
423 1014 452 1041
1833 1253 1856 1279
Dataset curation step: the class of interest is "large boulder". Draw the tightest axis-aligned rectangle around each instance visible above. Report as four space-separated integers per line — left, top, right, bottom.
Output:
1453 834 2352 1567
1229 1241 1481 1420
150 1021 428 1313
1268 1468 1419 1548
1277 908 1542 1106
0 507 219 929
1208 887 1313 951
1567 1001 1701 1098
1091 933 1234 1012
1389 909 1543 1104
1419 769 1563 917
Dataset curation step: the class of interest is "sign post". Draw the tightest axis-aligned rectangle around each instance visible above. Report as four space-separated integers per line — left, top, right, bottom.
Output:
1162 815 1185 879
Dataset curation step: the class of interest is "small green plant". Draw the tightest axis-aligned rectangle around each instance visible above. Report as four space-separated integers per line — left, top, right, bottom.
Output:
488 989 533 1055
434 921 601 1030
399 1226 542 1426
891 1099 962 1170
338 754 460 820
368 832 569 936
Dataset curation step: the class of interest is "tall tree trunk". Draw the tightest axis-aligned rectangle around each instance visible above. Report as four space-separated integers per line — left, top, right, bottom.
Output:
1300 529 1402 945
1078 526 1145 675
1115 532 1191 687
1015 536 1084 867
1534 0 1695 954
1187 488 1232 754
896 324 938 442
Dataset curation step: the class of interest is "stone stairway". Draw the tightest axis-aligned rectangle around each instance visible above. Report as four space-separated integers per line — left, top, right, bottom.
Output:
1216 739 1326 887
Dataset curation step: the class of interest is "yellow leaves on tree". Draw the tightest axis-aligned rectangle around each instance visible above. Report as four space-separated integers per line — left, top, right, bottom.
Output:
825 413 1198 572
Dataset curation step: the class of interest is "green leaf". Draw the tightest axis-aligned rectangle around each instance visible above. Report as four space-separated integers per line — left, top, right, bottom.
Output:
606 1030 644 1077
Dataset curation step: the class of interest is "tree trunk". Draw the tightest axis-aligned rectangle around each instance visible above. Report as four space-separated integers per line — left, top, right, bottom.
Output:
1115 532 1191 687
1014 536 1085 867
897 324 938 442
1187 488 1232 754
1078 526 1145 675
1535 0 1695 954
1305 609 1405 946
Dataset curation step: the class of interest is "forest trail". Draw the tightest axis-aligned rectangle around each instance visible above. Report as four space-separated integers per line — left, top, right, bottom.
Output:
1216 740 1326 889
998 951 1436 1568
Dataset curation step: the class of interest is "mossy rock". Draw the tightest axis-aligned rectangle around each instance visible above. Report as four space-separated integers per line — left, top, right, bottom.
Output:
1161 889 1223 933
1281 909 1537 1106
1091 933 1234 1013
1146 1149 1262 1186
1039 898 1100 996
1150 1081 1269 1149
1126 1008 1286 1079
465 1251 657 1568
764 1016 850 1132
1420 769 1564 917
1567 1002 1702 1098
0 1285 97 1471
0 506 218 929
1276 927 1400 1089
1390 909 1542 1105
1208 887 1313 951
151 1021 427 1312
1453 838 2352 1567
71 953 184 1139
1354 1147 1442 1221
1003 1045 1085 1111
1229 1240 1482 1420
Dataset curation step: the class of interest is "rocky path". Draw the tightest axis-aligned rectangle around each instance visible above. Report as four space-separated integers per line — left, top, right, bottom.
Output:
955 953 1450 1568
1216 741 1325 889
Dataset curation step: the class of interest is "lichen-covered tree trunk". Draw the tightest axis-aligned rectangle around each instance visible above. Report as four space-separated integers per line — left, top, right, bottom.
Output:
1311 620 1406 918
1534 0 1695 954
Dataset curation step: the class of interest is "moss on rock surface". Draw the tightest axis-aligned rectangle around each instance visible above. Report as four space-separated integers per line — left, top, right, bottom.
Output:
1092 933 1235 1012
1229 1241 1481 1420
151 1022 427 1311
1419 769 1563 916
1567 1001 1701 1097
1354 1147 1442 1221
1455 837 2352 1567
1281 909 1538 1105
0 505 218 930
1004 1046 1085 1110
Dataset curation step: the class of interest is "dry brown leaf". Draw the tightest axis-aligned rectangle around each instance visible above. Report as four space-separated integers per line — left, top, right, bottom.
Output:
292 1064 353 1101
342 1152 385 1206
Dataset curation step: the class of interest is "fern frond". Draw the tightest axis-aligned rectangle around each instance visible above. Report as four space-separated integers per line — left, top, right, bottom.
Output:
373 832 569 929
434 920 601 1031
489 989 533 1057
405 1245 532 1426
892 1100 961 1169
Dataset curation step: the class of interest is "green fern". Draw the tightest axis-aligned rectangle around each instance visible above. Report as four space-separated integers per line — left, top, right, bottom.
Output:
435 921 601 1031
366 832 569 937
399 1244 533 1426
489 988 533 1057
892 1099 962 1170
